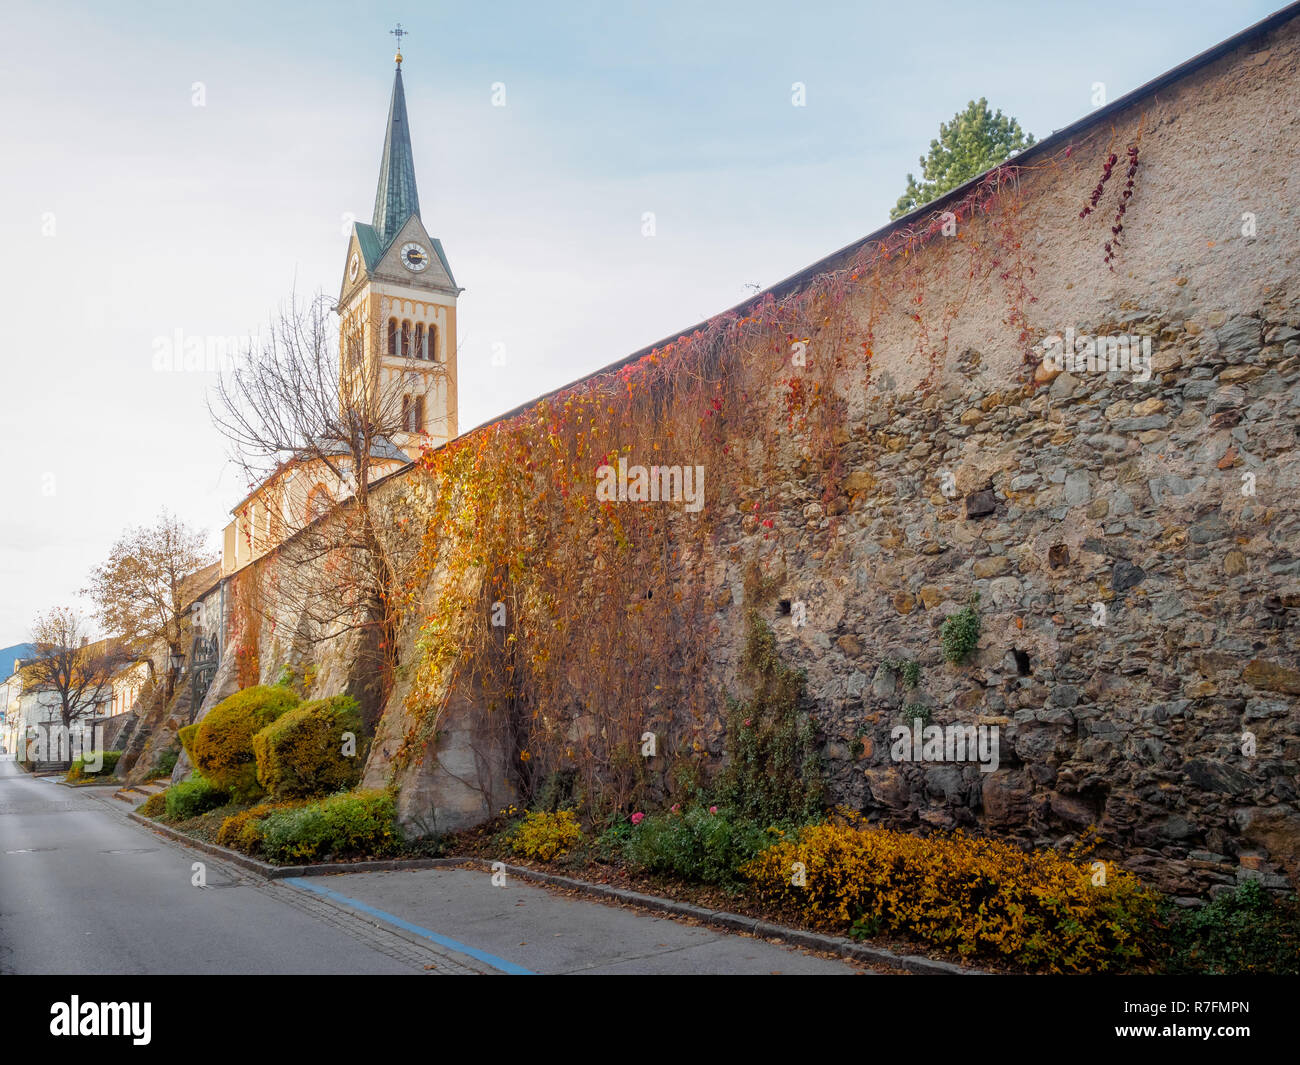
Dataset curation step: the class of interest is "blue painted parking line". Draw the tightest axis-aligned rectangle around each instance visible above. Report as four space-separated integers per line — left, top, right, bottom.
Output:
283 876 535 975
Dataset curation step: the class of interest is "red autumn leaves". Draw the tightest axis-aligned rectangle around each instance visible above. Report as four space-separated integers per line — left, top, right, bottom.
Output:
1078 140 1141 270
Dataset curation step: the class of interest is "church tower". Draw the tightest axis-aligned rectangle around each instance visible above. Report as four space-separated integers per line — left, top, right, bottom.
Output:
338 36 460 460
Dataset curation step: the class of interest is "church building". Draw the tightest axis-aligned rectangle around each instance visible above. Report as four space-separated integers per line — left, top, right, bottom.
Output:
221 41 459 578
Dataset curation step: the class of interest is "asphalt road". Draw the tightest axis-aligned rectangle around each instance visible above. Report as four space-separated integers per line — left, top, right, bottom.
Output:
0 758 862 975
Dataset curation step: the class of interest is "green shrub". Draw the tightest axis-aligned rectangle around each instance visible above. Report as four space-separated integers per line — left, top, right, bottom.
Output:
899 702 931 725
66 750 122 781
260 789 399 864
164 775 230 821
507 810 583 861
941 594 981 664
252 695 365 799
193 685 299 802
138 791 168 819
151 749 179 778
882 657 921 689
593 818 634 862
1161 881 1300 974
624 806 777 886
216 801 304 855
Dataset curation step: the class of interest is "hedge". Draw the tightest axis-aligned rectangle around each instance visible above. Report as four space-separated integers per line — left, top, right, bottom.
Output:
252 695 365 799
193 685 299 802
138 791 168 819
215 801 305 856
178 723 200 763
163 775 230 821
742 821 1162 973
66 750 122 781
260 789 399 864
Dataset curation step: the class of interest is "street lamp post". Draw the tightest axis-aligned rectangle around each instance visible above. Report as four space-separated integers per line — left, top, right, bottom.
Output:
167 649 185 700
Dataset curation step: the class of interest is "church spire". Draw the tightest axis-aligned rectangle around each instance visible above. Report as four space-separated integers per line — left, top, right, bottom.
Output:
372 28 420 248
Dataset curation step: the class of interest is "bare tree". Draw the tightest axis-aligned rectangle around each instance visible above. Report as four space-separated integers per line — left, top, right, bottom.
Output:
84 511 215 696
209 291 438 721
24 608 128 755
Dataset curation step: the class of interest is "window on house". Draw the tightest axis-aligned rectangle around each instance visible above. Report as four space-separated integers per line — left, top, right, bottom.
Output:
401 394 412 432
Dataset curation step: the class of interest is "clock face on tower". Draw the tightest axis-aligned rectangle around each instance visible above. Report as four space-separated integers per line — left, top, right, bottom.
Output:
348 251 360 281
400 241 430 272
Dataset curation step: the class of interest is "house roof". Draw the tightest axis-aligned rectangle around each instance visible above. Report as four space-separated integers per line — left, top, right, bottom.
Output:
311 433 409 463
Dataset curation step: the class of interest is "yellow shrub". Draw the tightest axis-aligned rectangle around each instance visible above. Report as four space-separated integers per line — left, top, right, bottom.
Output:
193 685 299 802
178 723 200 763
216 801 304 855
138 791 168 819
252 696 365 799
742 821 1162 973
508 810 583 861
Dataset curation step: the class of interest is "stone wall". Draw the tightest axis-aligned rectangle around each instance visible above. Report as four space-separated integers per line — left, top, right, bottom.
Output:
213 11 1300 896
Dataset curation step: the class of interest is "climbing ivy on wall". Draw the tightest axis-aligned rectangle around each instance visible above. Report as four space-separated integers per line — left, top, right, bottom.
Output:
385 130 1145 818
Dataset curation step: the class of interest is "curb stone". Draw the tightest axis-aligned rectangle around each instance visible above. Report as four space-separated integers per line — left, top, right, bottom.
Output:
127 813 985 975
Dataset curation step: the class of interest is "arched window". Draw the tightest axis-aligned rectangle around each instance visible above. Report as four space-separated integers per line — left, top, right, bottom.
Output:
401 320 412 358
345 318 363 368
413 323 426 360
429 324 439 362
306 483 334 521
414 394 426 433
387 318 398 356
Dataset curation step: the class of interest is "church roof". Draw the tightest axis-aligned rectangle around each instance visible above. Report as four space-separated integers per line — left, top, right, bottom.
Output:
372 64 421 248
309 433 409 464
354 221 387 271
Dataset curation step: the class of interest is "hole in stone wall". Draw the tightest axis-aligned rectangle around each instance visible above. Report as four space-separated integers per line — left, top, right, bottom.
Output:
778 598 792 615
1011 649 1032 676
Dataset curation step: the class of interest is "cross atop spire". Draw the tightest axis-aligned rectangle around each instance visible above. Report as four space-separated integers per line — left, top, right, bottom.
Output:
390 22 407 65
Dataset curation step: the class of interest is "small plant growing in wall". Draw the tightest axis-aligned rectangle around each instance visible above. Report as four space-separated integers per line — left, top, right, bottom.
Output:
899 702 932 726
882 657 921 690
940 593 981 665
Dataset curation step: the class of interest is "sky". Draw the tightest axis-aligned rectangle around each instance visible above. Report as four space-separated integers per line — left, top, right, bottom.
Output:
0 0 1282 641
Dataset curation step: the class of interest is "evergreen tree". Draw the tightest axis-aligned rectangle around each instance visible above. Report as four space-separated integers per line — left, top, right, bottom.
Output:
890 98 1035 220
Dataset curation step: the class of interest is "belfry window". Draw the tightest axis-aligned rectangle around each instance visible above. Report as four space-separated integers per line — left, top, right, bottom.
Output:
401 320 412 358
429 324 439 362
387 318 398 356
414 323 426 360
400 394 425 433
